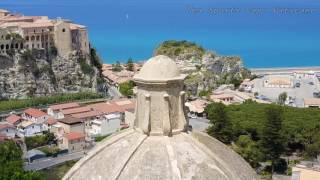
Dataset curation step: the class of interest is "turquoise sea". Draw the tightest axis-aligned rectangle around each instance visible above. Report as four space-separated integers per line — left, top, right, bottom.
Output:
1 0 320 67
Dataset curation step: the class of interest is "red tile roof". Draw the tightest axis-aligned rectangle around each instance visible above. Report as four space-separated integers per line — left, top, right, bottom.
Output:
46 118 58 125
0 123 14 130
6 115 21 124
87 102 122 114
71 110 103 119
111 99 136 112
64 132 85 141
24 108 47 118
49 103 80 111
58 117 84 125
0 133 9 142
62 107 92 115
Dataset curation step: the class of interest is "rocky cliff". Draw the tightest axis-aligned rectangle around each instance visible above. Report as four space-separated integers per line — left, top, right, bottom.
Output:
0 48 104 99
154 40 251 96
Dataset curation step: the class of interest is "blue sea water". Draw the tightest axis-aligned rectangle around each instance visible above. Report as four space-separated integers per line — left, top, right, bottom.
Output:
1 0 320 68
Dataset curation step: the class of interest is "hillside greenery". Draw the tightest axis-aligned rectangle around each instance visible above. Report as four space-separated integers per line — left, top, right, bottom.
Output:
154 40 206 58
205 101 320 173
0 92 103 112
25 131 55 150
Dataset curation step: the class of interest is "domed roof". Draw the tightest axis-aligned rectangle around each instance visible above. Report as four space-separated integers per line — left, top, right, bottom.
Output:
134 55 182 81
63 130 258 180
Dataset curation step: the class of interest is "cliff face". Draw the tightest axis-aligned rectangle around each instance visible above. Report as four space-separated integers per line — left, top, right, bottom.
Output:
0 49 102 99
154 40 251 96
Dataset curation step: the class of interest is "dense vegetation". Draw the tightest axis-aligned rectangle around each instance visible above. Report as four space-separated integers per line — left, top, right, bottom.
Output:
205 101 320 175
40 160 77 180
119 81 135 97
0 140 44 180
0 92 103 112
25 131 55 150
154 40 206 58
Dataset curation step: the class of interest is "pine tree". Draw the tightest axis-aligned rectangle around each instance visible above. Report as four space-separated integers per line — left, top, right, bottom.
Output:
126 58 134 71
206 103 233 144
260 106 284 176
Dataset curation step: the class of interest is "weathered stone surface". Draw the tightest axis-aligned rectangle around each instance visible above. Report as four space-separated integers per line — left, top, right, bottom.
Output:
64 130 259 180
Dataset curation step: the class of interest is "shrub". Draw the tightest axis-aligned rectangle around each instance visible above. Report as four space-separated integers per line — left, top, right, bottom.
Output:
119 81 135 97
0 92 103 112
79 57 94 75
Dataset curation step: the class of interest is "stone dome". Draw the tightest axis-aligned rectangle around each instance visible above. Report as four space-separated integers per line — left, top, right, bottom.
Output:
134 55 182 81
63 55 258 180
63 130 258 180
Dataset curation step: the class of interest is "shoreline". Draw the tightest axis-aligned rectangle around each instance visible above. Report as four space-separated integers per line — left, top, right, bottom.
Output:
250 66 320 75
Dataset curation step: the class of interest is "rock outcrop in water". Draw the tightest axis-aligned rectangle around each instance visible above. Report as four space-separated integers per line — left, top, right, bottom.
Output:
0 49 103 99
154 40 252 96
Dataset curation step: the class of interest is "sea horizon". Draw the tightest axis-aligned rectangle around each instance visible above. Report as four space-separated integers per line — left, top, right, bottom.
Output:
1 0 319 68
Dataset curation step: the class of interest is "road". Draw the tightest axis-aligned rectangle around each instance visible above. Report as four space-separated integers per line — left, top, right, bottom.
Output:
24 151 85 171
189 117 210 132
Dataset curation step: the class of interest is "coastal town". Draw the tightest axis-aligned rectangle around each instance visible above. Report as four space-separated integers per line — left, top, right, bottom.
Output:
0 7 320 180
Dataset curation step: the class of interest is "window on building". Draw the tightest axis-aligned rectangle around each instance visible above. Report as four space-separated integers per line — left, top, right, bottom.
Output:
62 28 66 32
25 36 29 41
37 44 40 48
6 44 9 49
15 44 18 49
34 29 36 33
32 44 34 48
36 36 40 41
6 129 8 132
31 36 35 41
0 45 4 50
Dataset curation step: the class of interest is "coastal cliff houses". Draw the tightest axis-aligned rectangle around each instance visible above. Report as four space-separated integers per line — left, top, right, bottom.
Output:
264 76 294 88
210 88 271 105
102 63 142 86
0 9 89 56
2 99 135 153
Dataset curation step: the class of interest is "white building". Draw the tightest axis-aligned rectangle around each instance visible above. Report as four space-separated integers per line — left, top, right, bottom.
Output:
304 98 320 108
17 121 42 137
0 122 17 138
264 77 293 88
22 108 49 124
90 113 121 137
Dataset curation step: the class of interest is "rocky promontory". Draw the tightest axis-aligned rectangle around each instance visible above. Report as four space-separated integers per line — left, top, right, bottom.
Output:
0 48 104 100
154 40 252 96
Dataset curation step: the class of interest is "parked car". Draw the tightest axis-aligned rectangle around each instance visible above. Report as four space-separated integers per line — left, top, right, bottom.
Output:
313 92 320 98
309 82 314 85
295 83 301 88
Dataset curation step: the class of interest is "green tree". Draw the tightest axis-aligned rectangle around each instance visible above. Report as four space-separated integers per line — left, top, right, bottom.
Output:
119 81 135 97
112 61 123 72
260 106 284 175
205 103 233 144
90 48 102 69
0 140 44 180
126 58 134 71
233 135 263 168
278 92 287 105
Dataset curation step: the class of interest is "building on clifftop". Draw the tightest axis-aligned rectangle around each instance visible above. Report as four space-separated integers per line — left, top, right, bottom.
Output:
0 9 89 56
63 55 259 180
